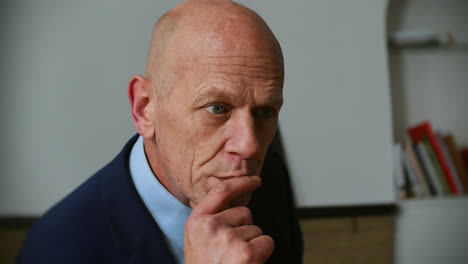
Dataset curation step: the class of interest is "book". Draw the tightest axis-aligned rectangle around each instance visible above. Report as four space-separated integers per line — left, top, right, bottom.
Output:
415 142 444 196
403 141 430 197
421 137 450 195
437 133 464 193
393 143 407 199
402 145 421 197
408 121 460 195
413 142 436 196
444 134 468 193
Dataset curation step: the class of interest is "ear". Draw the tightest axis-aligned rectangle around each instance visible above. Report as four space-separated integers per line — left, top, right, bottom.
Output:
127 75 155 139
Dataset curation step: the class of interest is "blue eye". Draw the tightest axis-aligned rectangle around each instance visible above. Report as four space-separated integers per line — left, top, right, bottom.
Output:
206 104 228 115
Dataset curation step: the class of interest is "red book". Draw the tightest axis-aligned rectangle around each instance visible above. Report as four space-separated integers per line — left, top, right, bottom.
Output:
407 121 460 195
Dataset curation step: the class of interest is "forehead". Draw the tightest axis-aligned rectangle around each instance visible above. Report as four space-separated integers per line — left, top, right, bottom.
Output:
202 53 283 83
187 53 284 107
161 20 284 101
165 11 283 67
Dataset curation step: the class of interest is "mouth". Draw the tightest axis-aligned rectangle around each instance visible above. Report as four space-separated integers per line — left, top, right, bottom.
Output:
213 176 238 181
211 173 251 181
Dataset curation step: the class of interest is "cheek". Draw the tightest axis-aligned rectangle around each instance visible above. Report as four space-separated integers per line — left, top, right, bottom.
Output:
191 113 227 161
162 115 223 199
189 133 224 185
154 109 199 192
187 118 229 202
157 133 194 182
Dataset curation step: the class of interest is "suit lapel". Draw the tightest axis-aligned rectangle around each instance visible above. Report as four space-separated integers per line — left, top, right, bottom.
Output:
101 135 176 264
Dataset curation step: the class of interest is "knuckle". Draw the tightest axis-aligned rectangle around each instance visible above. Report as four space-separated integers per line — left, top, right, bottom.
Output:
225 228 238 243
238 242 255 263
185 215 219 235
252 225 263 236
234 206 252 225
237 206 251 216
203 216 219 234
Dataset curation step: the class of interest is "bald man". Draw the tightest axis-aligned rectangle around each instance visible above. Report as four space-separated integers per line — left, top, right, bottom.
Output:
17 1 303 263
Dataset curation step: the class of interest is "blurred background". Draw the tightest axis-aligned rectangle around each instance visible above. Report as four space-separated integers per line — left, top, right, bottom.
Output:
1 0 467 263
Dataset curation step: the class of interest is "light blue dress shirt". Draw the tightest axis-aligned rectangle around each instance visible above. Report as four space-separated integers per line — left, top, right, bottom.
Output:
129 136 192 264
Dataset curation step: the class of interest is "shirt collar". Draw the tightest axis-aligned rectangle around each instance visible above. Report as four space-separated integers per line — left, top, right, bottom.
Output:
129 136 192 264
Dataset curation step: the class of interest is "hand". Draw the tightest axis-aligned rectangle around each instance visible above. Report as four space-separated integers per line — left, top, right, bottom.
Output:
184 176 274 264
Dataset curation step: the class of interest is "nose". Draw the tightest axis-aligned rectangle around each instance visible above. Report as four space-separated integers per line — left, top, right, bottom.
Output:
225 112 260 159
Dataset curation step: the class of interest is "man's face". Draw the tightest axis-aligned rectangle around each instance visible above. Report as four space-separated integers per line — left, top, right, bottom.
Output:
150 35 283 208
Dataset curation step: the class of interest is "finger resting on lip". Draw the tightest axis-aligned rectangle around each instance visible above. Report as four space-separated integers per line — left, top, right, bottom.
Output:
192 176 262 215
248 235 275 264
233 225 263 241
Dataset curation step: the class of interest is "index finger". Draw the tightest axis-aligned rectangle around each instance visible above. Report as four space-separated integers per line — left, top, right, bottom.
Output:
192 176 261 216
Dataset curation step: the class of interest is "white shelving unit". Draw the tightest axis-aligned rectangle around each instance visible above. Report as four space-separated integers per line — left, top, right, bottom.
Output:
395 196 468 264
387 1 468 263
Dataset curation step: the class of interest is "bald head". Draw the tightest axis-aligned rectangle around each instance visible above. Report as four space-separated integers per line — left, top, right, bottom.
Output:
145 0 283 96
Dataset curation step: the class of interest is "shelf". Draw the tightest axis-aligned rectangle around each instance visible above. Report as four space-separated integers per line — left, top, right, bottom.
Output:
388 43 468 52
397 194 468 205
395 195 468 263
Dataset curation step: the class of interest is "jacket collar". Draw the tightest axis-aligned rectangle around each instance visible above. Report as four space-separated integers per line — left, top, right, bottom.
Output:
100 134 176 263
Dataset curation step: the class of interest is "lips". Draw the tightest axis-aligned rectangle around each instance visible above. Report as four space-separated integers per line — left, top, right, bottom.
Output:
213 175 240 181
212 172 253 180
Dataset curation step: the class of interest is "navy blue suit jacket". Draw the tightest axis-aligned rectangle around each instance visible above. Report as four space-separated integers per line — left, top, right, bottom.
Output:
17 135 303 263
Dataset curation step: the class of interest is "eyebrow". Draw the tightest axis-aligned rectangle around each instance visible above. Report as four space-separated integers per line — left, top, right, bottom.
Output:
192 85 283 107
193 86 232 106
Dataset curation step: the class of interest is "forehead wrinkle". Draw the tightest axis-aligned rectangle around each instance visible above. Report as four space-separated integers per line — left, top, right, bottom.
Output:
209 67 282 82
209 74 282 89
204 57 283 84
205 54 283 70
193 77 283 108
206 57 283 74
192 84 240 106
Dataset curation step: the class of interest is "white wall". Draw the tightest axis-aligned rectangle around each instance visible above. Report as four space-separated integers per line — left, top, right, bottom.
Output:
0 0 183 215
1 0 395 215
247 0 395 207
388 0 468 146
